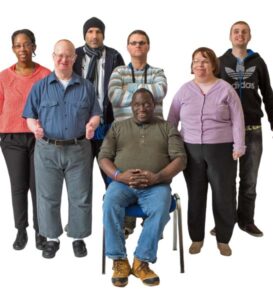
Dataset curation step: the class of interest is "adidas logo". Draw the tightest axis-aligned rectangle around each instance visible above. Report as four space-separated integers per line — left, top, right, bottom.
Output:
225 66 255 89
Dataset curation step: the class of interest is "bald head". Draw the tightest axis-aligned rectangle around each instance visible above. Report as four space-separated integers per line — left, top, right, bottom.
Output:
53 39 76 79
54 39 76 55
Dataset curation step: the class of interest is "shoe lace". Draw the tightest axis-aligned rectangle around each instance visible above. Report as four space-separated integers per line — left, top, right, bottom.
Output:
138 262 152 275
113 260 128 274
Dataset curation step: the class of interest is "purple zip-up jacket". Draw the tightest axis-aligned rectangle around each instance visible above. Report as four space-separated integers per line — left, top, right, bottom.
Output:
168 79 246 154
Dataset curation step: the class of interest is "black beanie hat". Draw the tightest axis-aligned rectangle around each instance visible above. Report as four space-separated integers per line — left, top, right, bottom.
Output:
83 17 105 38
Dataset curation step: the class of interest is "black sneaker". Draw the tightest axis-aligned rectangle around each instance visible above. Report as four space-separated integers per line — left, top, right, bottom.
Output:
239 223 263 237
72 240 87 257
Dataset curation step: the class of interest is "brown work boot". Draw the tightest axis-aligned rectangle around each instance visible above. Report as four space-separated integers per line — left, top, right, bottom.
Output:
132 257 160 286
189 241 204 254
112 259 131 287
217 243 232 256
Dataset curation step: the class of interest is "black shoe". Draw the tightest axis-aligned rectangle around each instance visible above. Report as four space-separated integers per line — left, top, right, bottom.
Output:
13 229 28 250
124 228 133 240
210 227 216 236
35 232 47 250
42 241 60 258
239 223 263 237
72 240 87 257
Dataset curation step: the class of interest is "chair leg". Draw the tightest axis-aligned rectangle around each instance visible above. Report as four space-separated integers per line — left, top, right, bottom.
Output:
173 209 178 250
102 228 106 274
176 197 185 273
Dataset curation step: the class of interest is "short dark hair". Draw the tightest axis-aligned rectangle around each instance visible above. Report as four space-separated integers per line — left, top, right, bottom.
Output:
191 47 219 76
132 88 155 103
11 29 36 46
127 30 150 45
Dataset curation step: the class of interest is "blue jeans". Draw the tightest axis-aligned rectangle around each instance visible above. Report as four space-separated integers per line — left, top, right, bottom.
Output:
103 182 171 263
34 139 92 239
238 128 263 225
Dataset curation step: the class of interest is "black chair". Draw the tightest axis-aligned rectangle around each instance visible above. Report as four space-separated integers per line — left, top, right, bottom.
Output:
102 193 184 274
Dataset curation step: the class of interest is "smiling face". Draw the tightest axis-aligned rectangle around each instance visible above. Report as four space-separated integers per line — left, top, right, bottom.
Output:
192 51 214 80
12 33 36 64
132 90 155 124
230 22 251 49
53 40 76 74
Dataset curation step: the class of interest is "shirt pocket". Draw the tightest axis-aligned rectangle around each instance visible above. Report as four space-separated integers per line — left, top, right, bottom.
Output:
216 104 230 121
71 100 90 125
40 101 59 124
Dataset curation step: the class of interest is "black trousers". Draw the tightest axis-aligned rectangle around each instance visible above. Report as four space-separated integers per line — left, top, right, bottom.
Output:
0 133 38 231
184 143 237 243
91 139 109 187
238 129 262 226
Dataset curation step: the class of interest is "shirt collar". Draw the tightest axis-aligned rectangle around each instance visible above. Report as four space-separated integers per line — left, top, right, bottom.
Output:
49 72 81 85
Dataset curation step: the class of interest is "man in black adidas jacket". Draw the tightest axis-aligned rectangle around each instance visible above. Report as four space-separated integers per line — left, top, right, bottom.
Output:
73 17 124 186
212 21 273 237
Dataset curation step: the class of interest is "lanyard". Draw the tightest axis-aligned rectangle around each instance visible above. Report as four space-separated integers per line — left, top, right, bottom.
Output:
129 63 149 83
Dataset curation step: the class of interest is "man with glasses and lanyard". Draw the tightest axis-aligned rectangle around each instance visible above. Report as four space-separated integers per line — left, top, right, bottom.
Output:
108 30 168 238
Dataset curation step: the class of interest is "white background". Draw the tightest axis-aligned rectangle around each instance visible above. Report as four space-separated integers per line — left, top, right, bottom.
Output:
0 0 272 299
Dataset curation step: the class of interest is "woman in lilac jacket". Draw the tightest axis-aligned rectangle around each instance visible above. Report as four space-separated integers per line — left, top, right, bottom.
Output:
168 47 245 256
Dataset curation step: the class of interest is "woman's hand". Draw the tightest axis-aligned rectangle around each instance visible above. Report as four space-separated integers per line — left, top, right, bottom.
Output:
232 151 244 160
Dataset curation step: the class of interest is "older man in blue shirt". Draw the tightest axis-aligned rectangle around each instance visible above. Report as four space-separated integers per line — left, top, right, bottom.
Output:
23 39 101 259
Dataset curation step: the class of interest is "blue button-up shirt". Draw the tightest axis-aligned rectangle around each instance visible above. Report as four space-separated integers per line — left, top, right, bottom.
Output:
23 72 101 139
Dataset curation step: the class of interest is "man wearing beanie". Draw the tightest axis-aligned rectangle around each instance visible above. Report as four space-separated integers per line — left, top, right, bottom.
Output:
73 17 124 187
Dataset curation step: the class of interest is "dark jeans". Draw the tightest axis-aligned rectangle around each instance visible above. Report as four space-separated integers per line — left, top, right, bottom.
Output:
184 143 237 243
238 128 262 226
0 133 38 231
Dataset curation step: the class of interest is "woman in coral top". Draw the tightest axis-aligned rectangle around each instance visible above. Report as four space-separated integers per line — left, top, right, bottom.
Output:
0 29 50 251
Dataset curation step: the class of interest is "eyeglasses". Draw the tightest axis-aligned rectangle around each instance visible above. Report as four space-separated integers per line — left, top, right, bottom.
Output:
53 53 75 61
13 42 33 50
192 59 210 65
129 41 147 46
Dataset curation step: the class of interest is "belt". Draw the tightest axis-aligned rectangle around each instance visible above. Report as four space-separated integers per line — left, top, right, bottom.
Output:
42 135 85 146
245 125 262 131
